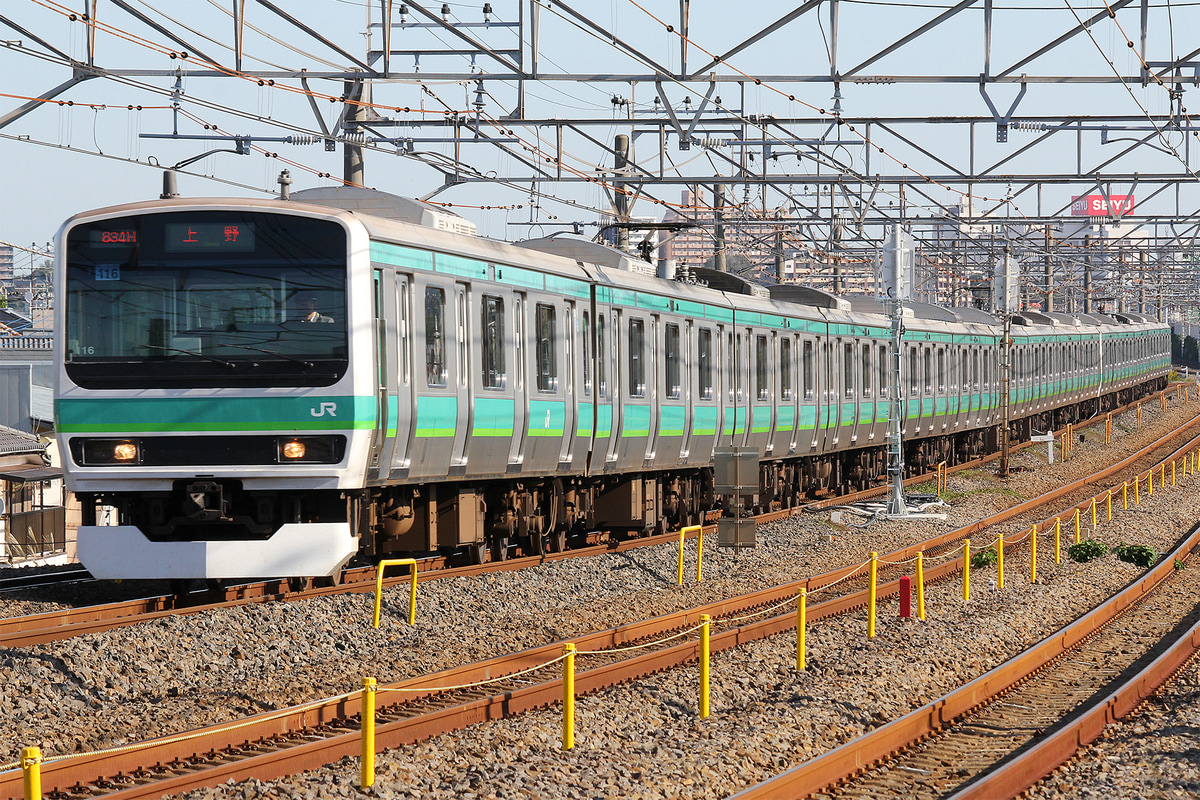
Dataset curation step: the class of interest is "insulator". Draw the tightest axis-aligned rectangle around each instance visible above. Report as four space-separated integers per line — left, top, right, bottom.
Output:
695 138 731 148
1010 121 1044 132
285 134 320 145
342 132 370 144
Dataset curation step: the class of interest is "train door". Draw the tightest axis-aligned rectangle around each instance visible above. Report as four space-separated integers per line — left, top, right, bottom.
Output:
768 333 796 456
406 278 460 480
449 283 472 471
559 300 579 469
604 308 624 467
750 331 774 455
679 319 694 460
368 269 393 480
824 339 840 448
800 337 820 453
646 314 661 463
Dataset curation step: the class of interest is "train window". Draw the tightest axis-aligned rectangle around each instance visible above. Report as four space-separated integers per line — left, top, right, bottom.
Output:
780 338 793 401
923 348 932 393
513 296 524 392
582 311 592 396
803 340 815 399
597 315 607 398
878 344 888 399
756 335 770 401
424 287 447 388
481 295 505 390
699 328 714 400
399 282 410 385
734 334 745 402
861 344 872 399
535 304 557 392
629 318 646 398
909 347 919 394
843 343 854 399
960 350 969 393
666 324 682 400
937 349 945 393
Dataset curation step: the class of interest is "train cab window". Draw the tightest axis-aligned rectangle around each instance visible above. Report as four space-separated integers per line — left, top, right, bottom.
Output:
699 328 714 400
597 315 607 399
424 287 447 388
756 335 770 401
666 324 682 400
878 344 888 399
535 303 557 392
780 338 793 401
629 318 646 398
803 340 815 399
481 295 506 390
843 343 855 399
861 344 872 399
582 311 592 396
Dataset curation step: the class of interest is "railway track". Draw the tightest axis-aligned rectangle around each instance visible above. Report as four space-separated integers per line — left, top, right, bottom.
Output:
4 407 1200 798
729 524 1200 800
4 390 1193 650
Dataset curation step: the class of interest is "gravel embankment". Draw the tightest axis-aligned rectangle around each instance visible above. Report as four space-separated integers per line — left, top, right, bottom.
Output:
2 398 1199 799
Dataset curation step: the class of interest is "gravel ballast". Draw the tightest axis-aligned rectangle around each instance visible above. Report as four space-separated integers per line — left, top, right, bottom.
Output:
2 398 1199 798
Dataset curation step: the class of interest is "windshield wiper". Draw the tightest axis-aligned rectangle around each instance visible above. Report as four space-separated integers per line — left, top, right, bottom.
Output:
226 344 315 369
141 343 239 369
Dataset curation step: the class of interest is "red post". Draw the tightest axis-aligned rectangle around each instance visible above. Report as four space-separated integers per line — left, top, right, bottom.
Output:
899 575 912 618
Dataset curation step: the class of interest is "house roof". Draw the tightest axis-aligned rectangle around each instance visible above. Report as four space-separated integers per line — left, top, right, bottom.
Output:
0 424 43 455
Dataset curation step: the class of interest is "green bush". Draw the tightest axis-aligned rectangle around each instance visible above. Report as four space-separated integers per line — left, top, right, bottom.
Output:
971 547 998 568
1175 558 1188 570
1067 539 1109 563
1114 542 1157 568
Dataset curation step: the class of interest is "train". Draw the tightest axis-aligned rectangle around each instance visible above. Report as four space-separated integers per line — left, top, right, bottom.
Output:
53 187 1171 581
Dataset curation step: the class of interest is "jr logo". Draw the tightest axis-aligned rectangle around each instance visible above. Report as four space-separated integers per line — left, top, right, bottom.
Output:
310 402 338 418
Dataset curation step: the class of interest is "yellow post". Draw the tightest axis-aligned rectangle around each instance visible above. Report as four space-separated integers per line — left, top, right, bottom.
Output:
699 614 711 718
796 589 807 671
1090 497 1097 529
916 551 926 621
1135 473 1141 504
867 552 878 638
374 558 418 628
962 540 971 602
1162 463 1168 488
21 747 40 800
360 677 376 789
1137 401 1142 428
562 643 576 750
695 526 704 583
1106 490 1112 521
1054 518 1062 564
677 527 685 586
1148 467 1154 495
1122 481 1128 510
1030 525 1038 584
1073 508 1081 544
997 533 1005 590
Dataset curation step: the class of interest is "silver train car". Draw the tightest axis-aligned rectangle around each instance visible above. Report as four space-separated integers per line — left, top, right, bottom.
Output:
53 189 1170 580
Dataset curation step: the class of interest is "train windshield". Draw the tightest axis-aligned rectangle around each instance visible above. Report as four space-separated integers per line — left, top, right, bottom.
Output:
63 210 348 389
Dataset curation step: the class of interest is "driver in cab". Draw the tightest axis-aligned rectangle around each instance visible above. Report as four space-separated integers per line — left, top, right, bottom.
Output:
298 296 334 323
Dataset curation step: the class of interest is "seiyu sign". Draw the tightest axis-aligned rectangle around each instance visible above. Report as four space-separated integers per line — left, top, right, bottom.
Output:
1071 194 1135 216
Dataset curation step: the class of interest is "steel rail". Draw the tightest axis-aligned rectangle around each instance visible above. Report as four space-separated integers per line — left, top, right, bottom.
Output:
729 523 1200 800
5 411 1200 797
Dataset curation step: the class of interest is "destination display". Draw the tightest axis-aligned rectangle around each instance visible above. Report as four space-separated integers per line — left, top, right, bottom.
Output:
164 222 256 252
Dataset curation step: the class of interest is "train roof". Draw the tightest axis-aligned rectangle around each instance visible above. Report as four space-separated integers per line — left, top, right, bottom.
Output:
289 186 478 236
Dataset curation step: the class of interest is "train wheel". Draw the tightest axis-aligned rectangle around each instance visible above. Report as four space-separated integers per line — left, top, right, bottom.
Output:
491 535 511 562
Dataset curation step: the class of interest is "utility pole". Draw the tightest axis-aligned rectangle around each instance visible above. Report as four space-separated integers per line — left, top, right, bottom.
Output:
343 79 367 186
997 246 1015 478
1043 224 1054 313
613 134 631 251
713 184 727 272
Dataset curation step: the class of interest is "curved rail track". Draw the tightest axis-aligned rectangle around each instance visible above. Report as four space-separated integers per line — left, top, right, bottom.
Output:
4 405 1200 798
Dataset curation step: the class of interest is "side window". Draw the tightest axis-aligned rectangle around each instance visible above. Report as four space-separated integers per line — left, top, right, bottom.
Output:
582 311 592 396
937 348 945 393
780 337 793 401
756 335 770 401
597 314 607 399
878 344 889 399
843 342 854 398
666 323 682 400
734 333 744 401
909 347 919 394
861 344 872 398
803 340 815 399
535 303 557 392
923 348 932 393
425 287 447 388
481 295 505 390
629 318 645 398
699 328 714 400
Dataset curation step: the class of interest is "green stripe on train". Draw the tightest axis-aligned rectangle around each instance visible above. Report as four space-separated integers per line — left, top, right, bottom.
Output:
415 395 457 438
472 397 515 437
55 396 375 433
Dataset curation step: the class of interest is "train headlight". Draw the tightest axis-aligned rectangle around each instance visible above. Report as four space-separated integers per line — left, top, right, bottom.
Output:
113 442 139 461
76 439 142 465
281 440 307 460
